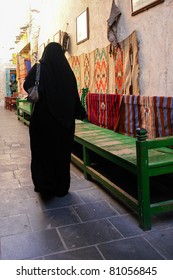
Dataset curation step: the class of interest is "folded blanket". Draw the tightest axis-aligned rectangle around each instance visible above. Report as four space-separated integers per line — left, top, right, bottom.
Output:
117 95 156 139
86 93 123 131
153 96 173 137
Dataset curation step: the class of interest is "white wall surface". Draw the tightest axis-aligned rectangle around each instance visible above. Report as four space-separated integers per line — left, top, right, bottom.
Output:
38 0 173 96
1 0 172 101
117 0 173 96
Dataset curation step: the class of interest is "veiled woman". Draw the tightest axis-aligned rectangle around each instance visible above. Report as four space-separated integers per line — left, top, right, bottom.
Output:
23 42 86 196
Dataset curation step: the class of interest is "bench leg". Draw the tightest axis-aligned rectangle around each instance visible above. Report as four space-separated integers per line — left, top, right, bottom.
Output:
137 174 151 230
136 129 151 230
83 146 91 180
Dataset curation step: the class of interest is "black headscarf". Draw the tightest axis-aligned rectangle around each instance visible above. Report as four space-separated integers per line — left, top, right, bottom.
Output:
24 42 86 127
39 42 81 127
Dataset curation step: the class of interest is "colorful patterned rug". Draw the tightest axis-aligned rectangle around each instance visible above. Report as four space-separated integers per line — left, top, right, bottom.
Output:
153 96 173 137
87 93 123 131
68 56 81 93
83 93 173 139
117 95 156 139
93 48 109 93
112 43 124 94
68 31 139 96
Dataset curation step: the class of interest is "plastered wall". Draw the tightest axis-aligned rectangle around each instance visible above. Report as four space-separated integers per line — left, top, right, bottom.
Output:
117 0 173 96
38 0 173 97
1 0 172 102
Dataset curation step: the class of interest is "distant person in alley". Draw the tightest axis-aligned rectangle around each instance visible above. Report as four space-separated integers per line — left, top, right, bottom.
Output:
23 42 86 197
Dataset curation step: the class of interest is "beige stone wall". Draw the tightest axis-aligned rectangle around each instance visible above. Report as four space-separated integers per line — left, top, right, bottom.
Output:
1 0 172 101
38 0 111 56
38 0 173 97
117 0 173 96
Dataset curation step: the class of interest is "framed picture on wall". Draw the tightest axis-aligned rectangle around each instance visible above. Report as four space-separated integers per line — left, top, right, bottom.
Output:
131 0 164 16
76 7 89 44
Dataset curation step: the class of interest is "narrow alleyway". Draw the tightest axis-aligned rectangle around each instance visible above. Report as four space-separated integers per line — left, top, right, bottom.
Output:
0 107 173 260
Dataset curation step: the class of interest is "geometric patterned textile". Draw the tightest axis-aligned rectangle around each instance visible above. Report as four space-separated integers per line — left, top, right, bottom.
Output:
153 96 173 137
113 43 124 94
77 53 90 92
83 53 90 89
86 93 100 126
121 30 139 95
68 31 139 96
94 48 109 93
109 30 139 95
87 93 123 131
117 95 156 139
68 56 81 93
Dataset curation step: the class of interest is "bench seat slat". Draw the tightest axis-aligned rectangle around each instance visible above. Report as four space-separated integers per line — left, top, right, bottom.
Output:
72 120 173 230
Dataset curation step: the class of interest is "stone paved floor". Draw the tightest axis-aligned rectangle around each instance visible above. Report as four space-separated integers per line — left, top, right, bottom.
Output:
0 107 173 260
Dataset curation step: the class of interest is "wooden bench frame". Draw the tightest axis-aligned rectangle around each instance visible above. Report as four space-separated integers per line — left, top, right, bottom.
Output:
17 99 32 126
71 121 173 230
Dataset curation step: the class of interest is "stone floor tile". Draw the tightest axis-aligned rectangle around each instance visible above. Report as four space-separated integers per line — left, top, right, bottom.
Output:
154 211 173 228
76 187 113 203
38 191 83 210
70 178 97 191
102 194 133 215
0 187 29 200
0 154 11 160
14 169 32 178
18 177 34 187
144 228 173 260
98 236 164 260
0 178 20 189
70 170 83 182
108 214 147 237
0 214 31 237
27 186 40 198
28 207 80 231
44 246 103 260
18 198 42 214
0 108 173 260
70 164 84 178
0 171 14 180
0 163 18 172
76 187 135 216
58 219 122 249
73 201 118 222
0 197 41 217
1 229 65 260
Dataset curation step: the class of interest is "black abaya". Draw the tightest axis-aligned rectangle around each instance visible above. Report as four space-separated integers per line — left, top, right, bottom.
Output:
23 43 86 196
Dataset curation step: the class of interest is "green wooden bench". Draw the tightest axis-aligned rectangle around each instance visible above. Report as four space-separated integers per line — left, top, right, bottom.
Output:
17 99 32 126
71 120 173 230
